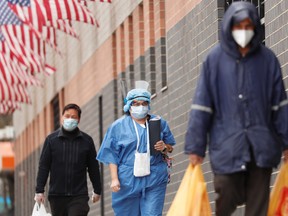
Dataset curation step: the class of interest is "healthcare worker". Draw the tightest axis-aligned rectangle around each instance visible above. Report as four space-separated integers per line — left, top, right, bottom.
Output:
97 81 176 216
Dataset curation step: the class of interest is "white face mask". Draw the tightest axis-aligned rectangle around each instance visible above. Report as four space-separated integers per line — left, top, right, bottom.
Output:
232 29 254 48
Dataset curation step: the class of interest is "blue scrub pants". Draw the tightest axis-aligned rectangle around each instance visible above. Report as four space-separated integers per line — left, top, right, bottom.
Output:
112 182 167 216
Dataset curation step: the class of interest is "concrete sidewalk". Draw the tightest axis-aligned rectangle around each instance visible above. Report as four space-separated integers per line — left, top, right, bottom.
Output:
0 208 14 216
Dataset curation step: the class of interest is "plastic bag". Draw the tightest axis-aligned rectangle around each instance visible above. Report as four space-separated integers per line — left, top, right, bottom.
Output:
167 164 212 216
267 162 288 216
31 202 52 216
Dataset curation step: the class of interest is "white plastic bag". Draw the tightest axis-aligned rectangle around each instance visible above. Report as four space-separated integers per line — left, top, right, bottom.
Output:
134 152 150 177
32 202 52 216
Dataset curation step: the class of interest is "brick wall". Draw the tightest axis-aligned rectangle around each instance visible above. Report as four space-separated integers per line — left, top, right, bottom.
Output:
165 0 219 214
12 0 288 215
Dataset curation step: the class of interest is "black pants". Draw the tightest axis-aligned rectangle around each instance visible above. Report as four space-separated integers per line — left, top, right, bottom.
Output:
214 160 272 216
48 195 90 216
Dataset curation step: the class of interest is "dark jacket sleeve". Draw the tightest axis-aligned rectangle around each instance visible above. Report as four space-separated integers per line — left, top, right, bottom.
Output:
271 56 288 150
87 138 102 195
35 137 51 193
184 60 214 157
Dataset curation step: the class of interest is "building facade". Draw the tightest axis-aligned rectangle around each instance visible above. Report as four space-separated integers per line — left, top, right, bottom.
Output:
12 0 288 215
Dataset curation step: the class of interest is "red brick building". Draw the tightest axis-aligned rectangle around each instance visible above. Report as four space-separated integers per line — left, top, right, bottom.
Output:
12 0 288 215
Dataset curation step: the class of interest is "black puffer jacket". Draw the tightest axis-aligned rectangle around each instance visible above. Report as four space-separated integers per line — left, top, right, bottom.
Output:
36 127 101 196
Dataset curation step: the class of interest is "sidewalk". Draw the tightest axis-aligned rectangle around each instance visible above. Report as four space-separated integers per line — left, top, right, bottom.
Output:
0 208 14 216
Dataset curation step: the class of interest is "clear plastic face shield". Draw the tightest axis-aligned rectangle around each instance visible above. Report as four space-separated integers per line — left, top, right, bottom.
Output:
120 80 150 98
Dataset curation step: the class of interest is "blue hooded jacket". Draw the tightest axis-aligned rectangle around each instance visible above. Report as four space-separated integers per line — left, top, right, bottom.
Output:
185 2 288 174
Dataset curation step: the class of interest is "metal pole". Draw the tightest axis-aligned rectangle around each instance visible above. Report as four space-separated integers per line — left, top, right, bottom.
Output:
98 96 104 216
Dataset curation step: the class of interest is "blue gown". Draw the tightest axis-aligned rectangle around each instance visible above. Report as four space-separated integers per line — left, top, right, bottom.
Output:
97 114 176 216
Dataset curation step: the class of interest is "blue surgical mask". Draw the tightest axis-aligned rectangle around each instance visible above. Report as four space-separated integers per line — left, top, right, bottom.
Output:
63 118 78 131
130 106 149 119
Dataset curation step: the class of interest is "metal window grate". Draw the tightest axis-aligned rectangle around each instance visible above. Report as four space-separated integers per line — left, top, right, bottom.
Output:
225 0 264 20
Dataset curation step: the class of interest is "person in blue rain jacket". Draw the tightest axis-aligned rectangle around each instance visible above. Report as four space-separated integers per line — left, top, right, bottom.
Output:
97 84 175 216
185 2 288 216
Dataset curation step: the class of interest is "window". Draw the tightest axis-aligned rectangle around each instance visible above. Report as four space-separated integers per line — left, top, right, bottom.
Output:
51 95 60 130
225 0 264 20
158 0 167 90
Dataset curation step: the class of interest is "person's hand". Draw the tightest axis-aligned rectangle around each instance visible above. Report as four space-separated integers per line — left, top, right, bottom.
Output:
110 178 121 192
189 154 204 166
34 193 45 204
91 191 101 203
154 140 166 152
284 149 288 163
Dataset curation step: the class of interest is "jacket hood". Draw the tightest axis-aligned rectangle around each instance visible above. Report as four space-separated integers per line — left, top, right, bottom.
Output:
220 1 263 58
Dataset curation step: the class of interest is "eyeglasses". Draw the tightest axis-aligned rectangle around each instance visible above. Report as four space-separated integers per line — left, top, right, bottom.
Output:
132 101 149 106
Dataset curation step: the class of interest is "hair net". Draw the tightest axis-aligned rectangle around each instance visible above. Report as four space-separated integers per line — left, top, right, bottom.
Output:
123 88 151 113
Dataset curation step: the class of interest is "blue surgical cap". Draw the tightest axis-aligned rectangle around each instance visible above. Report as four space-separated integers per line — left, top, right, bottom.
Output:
123 88 151 113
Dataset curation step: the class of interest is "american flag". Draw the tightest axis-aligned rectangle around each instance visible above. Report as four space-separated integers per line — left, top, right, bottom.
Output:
6 0 30 7
0 82 31 103
0 1 49 74
42 0 98 26
0 100 21 114
9 1 80 41
82 0 112 2
0 52 42 86
0 0 111 113
0 1 32 104
0 1 22 35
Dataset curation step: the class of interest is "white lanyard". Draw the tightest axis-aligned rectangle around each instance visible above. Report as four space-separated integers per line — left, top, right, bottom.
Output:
132 119 150 153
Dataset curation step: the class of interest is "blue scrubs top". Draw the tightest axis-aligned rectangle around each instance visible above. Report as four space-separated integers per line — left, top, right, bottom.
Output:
97 114 176 188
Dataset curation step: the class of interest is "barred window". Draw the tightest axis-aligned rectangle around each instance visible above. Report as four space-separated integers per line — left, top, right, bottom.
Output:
52 94 60 130
225 0 264 21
